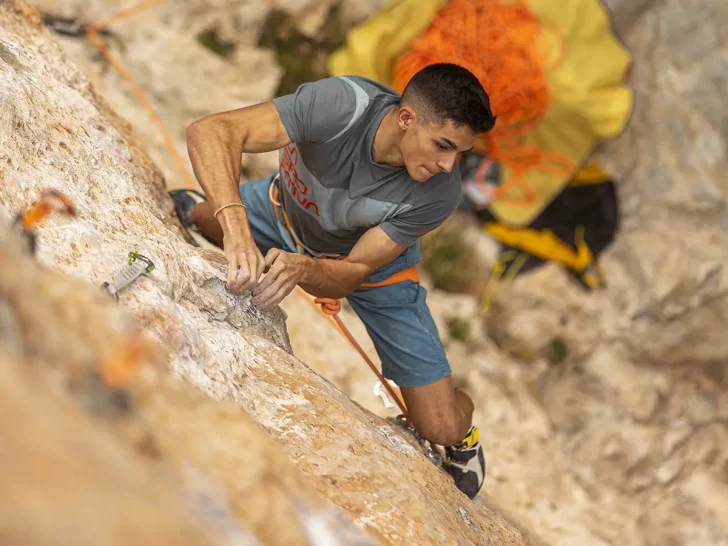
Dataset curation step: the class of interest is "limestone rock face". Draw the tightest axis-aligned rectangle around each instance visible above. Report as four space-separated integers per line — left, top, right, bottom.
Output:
31 0 282 189
28 0 396 191
0 2 539 544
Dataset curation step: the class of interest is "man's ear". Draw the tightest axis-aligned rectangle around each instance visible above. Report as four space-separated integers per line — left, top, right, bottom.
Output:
397 105 416 131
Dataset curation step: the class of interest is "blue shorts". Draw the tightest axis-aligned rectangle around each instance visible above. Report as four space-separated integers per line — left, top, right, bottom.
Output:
239 175 451 388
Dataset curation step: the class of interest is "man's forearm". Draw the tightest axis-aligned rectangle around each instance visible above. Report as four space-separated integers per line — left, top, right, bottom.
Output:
186 119 251 237
298 256 370 299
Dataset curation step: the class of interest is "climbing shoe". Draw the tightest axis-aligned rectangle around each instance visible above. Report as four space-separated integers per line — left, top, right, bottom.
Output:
169 188 207 227
445 425 486 500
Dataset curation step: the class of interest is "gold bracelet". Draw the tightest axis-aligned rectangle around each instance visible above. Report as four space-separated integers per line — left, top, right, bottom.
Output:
213 202 246 219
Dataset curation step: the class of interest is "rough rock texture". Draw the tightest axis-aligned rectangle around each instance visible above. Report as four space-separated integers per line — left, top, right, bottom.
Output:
475 0 728 544
0 1 538 544
31 0 282 189
29 0 392 189
0 224 369 546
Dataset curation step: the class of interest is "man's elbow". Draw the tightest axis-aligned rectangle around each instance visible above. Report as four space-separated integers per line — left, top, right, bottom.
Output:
186 115 239 150
341 266 374 296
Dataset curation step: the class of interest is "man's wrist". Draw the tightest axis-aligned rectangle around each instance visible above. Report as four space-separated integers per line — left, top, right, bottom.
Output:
217 206 250 236
296 254 317 285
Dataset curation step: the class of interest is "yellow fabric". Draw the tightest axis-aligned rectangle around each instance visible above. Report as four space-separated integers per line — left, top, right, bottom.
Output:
483 222 594 272
328 0 448 83
569 159 610 186
462 426 480 448
328 0 633 227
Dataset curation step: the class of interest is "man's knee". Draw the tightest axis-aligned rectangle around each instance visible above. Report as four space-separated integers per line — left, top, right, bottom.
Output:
414 415 469 447
402 381 474 447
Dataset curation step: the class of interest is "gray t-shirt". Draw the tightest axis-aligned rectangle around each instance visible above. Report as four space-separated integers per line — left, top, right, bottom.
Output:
271 75 461 257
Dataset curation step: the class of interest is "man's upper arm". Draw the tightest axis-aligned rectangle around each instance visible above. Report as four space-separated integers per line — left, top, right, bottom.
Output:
346 226 407 276
192 76 361 153
192 101 291 154
272 77 362 144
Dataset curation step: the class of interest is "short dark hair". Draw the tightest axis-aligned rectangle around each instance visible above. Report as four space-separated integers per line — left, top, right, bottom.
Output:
401 63 496 134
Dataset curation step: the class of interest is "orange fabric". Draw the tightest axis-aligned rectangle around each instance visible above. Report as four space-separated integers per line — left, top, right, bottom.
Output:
361 265 420 288
392 0 573 207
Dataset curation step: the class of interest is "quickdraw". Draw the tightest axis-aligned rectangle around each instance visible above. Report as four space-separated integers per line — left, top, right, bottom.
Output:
101 252 155 301
12 189 77 254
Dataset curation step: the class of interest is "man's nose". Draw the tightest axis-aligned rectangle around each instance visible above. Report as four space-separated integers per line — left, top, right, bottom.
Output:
437 154 456 173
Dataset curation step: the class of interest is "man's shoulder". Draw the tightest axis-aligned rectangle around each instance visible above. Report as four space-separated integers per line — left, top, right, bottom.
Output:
334 75 401 100
425 166 462 200
387 166 462 213
289 75 399 102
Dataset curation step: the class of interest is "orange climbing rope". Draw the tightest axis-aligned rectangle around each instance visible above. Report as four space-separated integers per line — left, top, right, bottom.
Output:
85 0 408 417
302 292 408 416
270 178 409 415
392 0 573 206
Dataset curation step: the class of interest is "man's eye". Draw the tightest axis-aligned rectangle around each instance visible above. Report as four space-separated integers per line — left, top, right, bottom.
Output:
436 142 448 151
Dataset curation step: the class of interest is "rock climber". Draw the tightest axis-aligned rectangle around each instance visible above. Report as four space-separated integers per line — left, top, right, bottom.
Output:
169 63 496 499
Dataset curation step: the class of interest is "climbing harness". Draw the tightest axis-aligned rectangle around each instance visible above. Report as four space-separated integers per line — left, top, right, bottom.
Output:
101 252 155 301
267 175 413 415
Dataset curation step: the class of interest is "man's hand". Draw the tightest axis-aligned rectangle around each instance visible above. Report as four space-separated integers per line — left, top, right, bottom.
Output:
298 226 407 299
251 249 309 309
185 101 292 294
223 232 265 294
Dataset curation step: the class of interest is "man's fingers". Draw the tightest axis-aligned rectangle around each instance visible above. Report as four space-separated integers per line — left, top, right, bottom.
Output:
226 253 239 291
252 260 283 296
252 269 286 305
264 248 281 271
256 281 294 310
256 252 266 280
233 259 252 293
245 249 265 290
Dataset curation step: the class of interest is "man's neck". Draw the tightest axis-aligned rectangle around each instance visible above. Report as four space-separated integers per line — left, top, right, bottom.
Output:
372 109 405 167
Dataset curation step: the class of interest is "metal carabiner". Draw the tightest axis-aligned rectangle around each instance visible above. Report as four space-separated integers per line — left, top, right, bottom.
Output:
101 252 155 301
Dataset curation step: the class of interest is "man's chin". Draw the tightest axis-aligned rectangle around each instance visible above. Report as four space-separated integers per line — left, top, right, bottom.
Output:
409 166 433 183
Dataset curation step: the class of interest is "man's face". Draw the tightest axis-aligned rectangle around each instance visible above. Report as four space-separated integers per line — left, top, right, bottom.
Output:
399 109 478 182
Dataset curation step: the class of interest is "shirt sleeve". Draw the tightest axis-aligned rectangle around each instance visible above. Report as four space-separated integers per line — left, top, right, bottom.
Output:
272 77 360 144
379 170 463 248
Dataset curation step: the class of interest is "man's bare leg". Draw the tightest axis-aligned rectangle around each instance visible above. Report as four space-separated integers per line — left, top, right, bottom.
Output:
169 189 226 247
400 376 474 447
400 376 484 499
189 202 224 247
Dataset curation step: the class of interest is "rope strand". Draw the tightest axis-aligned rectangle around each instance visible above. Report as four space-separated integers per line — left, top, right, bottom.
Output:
299 290 409 416
393 0 573 206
